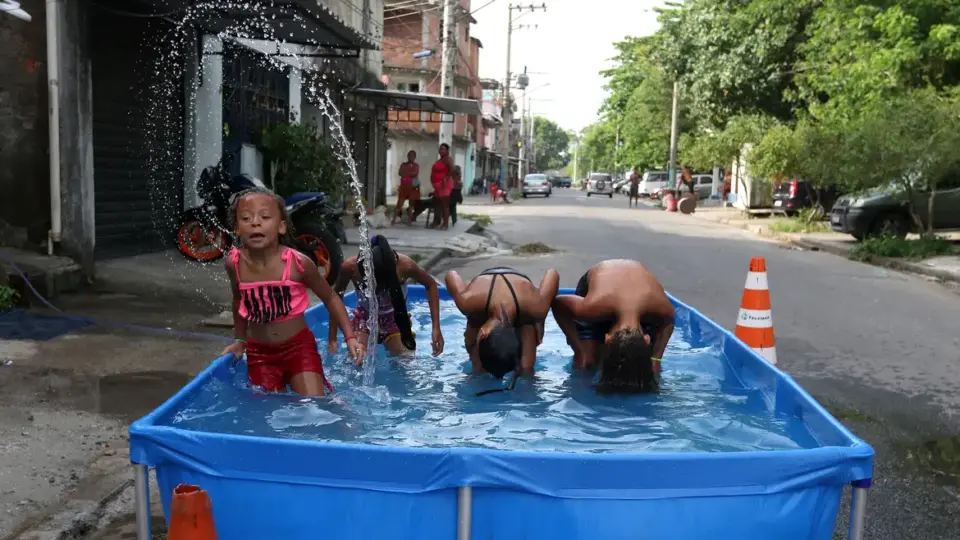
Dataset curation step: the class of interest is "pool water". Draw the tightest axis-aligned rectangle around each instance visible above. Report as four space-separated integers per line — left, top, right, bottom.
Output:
161 300 820 453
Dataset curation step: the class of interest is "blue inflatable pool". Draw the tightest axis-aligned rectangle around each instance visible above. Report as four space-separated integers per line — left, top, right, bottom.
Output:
129 286 874 540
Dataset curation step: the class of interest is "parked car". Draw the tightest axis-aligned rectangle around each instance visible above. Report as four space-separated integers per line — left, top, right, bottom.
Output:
522 173 552 198
639 170 669 198
692 174 714 199
551 176 572 188
830 175 960 240
586 172 614 198
773 179 839 216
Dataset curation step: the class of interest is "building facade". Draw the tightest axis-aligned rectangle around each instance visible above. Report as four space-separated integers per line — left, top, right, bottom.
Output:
381 0 483 197
0 0 384 276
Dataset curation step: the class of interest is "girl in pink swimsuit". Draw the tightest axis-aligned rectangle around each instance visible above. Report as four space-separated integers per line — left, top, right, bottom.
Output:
221 188 361 396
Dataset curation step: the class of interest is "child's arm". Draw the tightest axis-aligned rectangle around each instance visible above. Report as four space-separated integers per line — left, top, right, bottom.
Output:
401 255 443 355
222 259 247 358
327 258 357 352
299 253 361 362
530 269 560 319
444 270 474 314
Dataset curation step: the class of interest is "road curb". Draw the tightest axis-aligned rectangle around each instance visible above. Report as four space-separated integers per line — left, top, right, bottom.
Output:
688 212 960 285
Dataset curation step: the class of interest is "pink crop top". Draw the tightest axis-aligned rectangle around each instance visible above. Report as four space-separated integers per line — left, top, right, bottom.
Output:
230 247 310 324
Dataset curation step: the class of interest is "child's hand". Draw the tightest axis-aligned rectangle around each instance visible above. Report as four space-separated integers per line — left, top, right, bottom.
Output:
222 340 245 362
431 327 444 356
327 339 338 355
346 336 365 366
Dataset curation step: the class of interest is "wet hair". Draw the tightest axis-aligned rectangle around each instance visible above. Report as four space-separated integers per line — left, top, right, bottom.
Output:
477 308 521 380
597 329 658 394
357 235 416 350
228 187 298 249
439 143 450 151
408 150 417 157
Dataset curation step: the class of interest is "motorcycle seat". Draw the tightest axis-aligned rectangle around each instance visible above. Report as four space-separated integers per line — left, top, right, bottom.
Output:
285 192 326 206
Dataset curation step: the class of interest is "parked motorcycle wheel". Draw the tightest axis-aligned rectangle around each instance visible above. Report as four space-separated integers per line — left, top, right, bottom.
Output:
294 220 343 285
176 219 228 262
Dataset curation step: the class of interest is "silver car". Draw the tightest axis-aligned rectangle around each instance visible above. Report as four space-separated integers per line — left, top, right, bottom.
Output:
587 172 614 198
522 173 552 198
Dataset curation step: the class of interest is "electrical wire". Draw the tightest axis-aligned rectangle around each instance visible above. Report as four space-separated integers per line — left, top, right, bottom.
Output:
86 0 189 18
470 0 499 15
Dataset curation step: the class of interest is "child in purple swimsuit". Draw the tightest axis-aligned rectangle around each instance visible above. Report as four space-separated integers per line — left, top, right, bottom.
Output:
329 235 445 363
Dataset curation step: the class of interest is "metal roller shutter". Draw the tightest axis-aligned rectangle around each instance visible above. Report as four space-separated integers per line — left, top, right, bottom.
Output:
91 11 184 259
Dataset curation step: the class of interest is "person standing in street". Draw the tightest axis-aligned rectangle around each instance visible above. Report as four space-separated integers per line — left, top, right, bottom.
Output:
428 143 454 230
628 167 641 208
392 150 420 225
449 165 464 226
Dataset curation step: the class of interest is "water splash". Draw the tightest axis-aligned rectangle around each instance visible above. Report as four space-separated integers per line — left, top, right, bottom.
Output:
139 1 380 383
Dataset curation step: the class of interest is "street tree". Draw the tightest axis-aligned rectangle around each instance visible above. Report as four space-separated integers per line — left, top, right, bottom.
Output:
532 117 571 172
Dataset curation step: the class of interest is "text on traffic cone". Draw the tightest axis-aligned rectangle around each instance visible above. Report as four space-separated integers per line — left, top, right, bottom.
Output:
735 257 777 365
167 484 218 540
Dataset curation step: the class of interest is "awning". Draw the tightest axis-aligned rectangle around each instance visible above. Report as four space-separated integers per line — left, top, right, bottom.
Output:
351 88 482 116
130 0 378 53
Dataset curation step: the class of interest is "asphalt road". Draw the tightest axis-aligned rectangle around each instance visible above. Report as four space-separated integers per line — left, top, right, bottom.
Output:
439 188 960 539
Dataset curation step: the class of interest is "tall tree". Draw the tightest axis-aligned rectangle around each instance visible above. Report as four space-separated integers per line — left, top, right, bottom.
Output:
532 117 571 172
656 0 818 127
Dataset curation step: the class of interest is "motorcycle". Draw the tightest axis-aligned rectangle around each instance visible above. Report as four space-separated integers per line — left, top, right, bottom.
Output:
469 176 485 196
175 156 346 284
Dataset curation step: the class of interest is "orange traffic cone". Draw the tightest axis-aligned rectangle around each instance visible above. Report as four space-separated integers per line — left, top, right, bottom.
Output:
735 257 777 365
167 484 218 540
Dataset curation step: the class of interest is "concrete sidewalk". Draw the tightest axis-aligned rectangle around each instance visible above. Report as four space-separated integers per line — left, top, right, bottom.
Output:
686 206 960 284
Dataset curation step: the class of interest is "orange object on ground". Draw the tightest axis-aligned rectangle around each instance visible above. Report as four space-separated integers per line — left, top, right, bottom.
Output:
734 257 778 365
168 484 218 540
664 191 678 212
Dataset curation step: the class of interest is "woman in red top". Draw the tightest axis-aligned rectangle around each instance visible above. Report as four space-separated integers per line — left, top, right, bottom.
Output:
429 143 454 230
392 150 420 225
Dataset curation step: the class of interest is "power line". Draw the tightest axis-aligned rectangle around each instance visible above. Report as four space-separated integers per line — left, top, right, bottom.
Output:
470 0 499 15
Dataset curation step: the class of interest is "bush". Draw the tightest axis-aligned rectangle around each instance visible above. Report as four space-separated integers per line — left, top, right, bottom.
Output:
0 286 19 311
260 121 347 201
849 236 958 262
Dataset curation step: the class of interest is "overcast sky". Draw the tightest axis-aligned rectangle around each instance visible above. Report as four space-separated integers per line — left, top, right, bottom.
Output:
471 0 665 133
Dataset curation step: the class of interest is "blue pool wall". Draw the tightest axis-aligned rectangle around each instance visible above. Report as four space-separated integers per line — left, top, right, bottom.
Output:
130 286 874 540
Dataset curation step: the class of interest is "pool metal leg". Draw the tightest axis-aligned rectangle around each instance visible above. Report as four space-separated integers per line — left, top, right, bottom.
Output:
134 464 151 540
848 486 868 540
457 486 472 540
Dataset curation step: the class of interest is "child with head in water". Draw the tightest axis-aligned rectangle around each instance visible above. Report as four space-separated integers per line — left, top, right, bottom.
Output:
221 187 361 396
329 235 445 361
552 259 675 394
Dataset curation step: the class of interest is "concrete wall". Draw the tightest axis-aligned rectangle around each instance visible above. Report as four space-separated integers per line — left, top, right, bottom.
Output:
57 0 95 276
0 0 50 247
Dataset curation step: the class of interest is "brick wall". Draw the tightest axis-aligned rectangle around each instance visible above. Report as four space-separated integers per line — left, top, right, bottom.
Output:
0 0 50 246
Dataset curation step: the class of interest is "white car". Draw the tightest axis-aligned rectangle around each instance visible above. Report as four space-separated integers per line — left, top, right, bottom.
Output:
522 173 552 198
586 172 614 198
639 170 669 198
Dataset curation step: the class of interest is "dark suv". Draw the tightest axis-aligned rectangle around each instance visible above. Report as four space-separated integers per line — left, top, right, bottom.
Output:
773 180 839 216
830 175 960 240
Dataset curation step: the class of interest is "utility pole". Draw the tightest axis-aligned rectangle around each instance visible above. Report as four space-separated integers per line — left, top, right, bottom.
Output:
572 138 579 180
667 80 681 191
519 85 527 177
500 3 546 190
530 114 537 172
439 0 457 148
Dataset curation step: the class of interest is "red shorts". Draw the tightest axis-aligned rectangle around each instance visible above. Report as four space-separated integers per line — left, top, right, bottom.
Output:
246 328 334 393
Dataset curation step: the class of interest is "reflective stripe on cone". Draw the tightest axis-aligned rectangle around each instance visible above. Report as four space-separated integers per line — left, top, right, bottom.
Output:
734 257 777 366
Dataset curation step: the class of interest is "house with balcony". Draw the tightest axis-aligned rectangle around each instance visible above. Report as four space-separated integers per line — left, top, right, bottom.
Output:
381 0 484 196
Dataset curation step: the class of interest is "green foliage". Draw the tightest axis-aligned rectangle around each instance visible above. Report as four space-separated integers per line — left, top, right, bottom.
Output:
849 235 958 261
260 121 346 200
532 117 571 172
0 286 19 311
585 0 960 211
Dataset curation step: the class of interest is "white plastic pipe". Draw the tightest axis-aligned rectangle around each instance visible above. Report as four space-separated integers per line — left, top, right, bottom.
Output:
45 0 62 254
